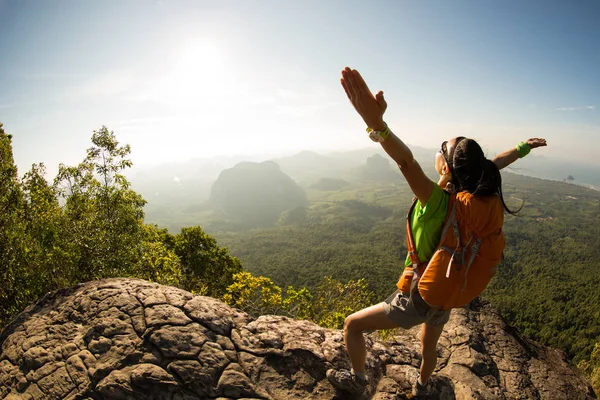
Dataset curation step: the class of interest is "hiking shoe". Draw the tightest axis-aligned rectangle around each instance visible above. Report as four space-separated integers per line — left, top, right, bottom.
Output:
412 378 429 397
326 369 367 395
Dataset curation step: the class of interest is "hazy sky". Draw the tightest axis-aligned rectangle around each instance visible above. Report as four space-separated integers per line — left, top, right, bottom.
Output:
1 0 599 177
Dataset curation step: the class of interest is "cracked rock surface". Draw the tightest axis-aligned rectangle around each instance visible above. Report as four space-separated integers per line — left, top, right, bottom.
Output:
0 278 595 399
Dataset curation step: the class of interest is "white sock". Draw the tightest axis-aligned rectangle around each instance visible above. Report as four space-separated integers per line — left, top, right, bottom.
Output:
417 377 425 386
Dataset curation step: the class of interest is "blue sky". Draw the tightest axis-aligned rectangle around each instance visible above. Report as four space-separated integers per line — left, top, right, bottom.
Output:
0 0 598 177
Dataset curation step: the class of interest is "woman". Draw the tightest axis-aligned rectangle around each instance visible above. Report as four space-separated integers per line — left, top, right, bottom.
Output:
326 67 547 397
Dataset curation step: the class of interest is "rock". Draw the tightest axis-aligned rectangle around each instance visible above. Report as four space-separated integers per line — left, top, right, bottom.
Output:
0 278 595 399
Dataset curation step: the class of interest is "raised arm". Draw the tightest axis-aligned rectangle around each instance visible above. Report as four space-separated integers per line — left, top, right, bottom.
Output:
493 138 547 170
340 67 434 205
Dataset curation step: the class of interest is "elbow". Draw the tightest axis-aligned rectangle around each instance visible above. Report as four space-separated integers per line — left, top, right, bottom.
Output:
398 157 416 171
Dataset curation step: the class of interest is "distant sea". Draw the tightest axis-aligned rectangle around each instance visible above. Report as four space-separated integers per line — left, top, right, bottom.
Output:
504 156 600 191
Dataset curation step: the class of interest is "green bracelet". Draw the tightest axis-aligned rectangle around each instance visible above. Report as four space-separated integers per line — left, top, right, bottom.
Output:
516 142 531 158
366 123 390 141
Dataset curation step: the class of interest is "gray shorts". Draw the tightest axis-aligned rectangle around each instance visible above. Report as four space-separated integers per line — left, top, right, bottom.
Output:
382 289 451 329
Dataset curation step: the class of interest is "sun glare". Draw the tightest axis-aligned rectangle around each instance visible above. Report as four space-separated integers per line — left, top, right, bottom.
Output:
155 38 231 108
177 39 223 76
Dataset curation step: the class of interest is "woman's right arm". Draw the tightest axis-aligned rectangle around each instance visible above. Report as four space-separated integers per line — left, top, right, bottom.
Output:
340 67 435 205
380 132 434 205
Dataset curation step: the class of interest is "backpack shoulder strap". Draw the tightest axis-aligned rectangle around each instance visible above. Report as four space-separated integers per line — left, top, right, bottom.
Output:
406 193 456 270
405 197 420 269
439 194 458 243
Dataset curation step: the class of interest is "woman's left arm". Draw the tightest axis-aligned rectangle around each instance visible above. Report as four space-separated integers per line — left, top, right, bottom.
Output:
493 138 547 170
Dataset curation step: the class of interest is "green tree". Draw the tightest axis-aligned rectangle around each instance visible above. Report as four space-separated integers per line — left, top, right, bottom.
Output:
579 341 600 394
174 226 242 297
311 276 374 329
0 123 28 326
54 126 146 281
223 271 283 316
223 272 374 330
134 225 182 286
20 163 74 293
283 286 314 321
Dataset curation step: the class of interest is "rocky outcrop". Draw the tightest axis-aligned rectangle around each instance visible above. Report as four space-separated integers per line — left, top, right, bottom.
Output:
0 278 595 400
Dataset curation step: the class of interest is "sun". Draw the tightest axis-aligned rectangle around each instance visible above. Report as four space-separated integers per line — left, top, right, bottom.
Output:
157 38 230 107
176 38 223 76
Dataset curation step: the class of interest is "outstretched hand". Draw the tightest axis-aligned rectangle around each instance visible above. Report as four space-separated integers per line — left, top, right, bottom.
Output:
341 67 387 131
526 138 547 149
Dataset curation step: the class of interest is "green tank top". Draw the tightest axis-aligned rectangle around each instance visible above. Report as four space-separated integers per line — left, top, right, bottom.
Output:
404 184 450 266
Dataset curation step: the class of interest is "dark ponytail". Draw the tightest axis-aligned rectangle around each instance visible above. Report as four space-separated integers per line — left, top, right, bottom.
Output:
449 138 520 214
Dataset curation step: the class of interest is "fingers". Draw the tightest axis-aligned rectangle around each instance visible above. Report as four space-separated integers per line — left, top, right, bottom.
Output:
341 67 375 98
376 91 387 112
352 69 373 96
340 67 387 124
341 67 358 99
340 78 351 99
527 138 547 148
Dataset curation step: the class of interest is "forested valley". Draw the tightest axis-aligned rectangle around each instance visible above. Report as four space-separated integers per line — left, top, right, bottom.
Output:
212 171 600 364
1 123 599 392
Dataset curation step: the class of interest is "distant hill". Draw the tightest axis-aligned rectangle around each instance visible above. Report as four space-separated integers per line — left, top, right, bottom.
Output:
310 178 351 191
134 146 599 231
209 161 308 227
358 153 401 181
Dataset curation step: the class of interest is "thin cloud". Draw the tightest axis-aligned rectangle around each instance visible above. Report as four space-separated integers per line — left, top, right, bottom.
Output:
555 105 595 111
19 73 89 80
109 116 177 132
74 70 137 97
275 101 338 117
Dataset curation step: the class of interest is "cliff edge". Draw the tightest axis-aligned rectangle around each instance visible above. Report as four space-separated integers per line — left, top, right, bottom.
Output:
0 278 595 399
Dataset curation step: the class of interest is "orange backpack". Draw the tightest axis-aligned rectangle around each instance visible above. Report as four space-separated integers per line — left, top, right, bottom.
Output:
396 191 506 310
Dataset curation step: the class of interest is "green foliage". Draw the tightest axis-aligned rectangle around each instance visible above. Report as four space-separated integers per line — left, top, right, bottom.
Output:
223 272 374 330
485 177 600 362
0 124 244 331
282 286 313 321
579 341 600 394
54 126 147 281
174 226 243 297
0 123 29 325
216 197 405 306
310 276 375 329
133 225 181 286
214 173 600 364
223 272 283 316
21 163 73 291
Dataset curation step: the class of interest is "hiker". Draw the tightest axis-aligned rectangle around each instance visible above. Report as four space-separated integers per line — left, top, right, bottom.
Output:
326 67 547 397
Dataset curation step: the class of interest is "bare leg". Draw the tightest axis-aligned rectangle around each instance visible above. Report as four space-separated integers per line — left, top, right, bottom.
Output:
344 303 399 374
419 322 445 382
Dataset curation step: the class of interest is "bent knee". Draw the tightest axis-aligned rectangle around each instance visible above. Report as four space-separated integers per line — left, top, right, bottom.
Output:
344 314 361 334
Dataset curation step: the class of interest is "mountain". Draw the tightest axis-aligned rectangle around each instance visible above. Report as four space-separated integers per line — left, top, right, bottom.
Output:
359 154 401 181
0 278 594 399
209 161 309 228
131 146 599 233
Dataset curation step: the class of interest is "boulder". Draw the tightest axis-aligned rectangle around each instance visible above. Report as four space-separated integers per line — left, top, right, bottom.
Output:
0 278 595 399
